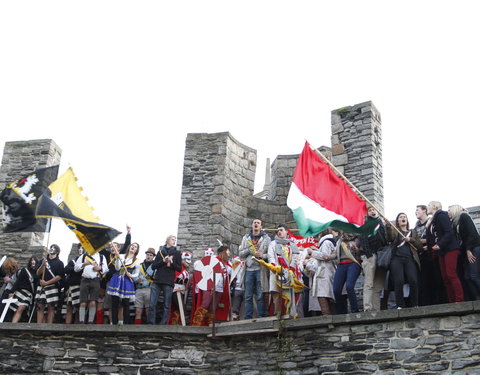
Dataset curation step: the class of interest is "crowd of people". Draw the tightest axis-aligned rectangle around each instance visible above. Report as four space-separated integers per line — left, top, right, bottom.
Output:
1 200 479 325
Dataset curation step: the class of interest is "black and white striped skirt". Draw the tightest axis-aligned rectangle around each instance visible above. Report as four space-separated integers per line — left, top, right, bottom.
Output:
35 284 60 306
61 285 81 314
9 289 33 312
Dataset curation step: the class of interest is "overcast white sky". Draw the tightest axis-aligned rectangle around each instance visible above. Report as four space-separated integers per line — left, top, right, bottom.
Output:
1 1 479 262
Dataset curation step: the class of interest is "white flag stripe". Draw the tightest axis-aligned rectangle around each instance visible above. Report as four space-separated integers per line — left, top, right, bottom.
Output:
287 183 349 224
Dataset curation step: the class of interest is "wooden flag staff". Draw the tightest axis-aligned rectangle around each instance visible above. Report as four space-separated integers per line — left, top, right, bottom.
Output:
309 143 409 241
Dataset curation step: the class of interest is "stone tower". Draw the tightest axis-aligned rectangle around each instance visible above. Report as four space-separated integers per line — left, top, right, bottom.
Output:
0 139 61 266
177 132 258 257
177 101 384 257
331 101 384 214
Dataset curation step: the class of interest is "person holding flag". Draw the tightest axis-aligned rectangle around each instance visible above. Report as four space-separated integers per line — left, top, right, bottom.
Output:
35 244 65 323
359 206 388 312
267 225 302 318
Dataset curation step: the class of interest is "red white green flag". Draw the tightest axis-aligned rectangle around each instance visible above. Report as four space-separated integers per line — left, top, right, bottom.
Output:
287 142 378 237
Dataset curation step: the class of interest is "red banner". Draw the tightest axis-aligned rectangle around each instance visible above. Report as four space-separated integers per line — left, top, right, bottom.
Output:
288 230 316 248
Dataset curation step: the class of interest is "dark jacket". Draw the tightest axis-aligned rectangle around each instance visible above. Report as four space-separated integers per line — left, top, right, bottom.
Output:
151 246 182 286
427 210 460 255
359 217 387 258
11 268 38 294
386 225 423 268
453 213 480 251
64 258 83 288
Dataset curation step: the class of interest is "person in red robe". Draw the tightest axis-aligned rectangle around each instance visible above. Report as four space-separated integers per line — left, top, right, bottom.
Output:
191 246 232 326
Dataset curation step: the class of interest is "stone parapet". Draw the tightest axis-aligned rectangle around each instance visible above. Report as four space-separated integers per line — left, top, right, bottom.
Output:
1 301 480 374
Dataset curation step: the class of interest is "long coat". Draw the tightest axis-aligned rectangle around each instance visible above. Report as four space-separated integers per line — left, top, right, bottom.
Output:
310 235 336 299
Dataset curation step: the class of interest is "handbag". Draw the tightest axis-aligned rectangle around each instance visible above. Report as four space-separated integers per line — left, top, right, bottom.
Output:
376 245 393 268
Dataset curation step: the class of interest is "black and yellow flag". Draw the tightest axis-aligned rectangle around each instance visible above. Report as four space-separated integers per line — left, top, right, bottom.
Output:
0 166 59 232
36 168 121 254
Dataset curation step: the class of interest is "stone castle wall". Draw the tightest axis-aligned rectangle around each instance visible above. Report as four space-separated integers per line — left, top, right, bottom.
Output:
177 132 258 258
1 302 480 374
0 140 61 266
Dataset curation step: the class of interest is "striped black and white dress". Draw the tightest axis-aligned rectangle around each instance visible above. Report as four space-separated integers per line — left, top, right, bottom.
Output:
10 268 38 312
35 257 65 306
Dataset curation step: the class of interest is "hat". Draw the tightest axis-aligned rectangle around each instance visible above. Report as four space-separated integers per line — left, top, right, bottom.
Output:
145 248 156 256
182 252 192 263
204 248 215 257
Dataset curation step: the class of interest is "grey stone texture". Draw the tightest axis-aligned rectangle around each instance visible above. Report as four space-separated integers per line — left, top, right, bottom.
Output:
0 139 61 267
331 101 384 214
2 302 480 374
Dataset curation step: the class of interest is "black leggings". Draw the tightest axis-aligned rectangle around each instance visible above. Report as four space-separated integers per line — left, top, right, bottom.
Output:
111 296 130 324
390 255 419 308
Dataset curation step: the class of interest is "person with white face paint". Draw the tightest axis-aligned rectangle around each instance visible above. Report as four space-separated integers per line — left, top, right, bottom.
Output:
35 244 65 323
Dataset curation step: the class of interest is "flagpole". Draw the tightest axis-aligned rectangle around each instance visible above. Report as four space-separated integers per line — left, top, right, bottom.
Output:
44 218 52 249
310 144 408 241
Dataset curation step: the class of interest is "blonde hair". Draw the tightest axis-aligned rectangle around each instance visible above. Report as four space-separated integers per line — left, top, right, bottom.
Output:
428 201 442 211
448 204 466 218
165 235 176 244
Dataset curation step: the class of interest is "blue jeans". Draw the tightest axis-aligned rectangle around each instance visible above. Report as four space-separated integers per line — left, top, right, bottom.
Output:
148 283 173 325
244 270 266 319
333 262 361 314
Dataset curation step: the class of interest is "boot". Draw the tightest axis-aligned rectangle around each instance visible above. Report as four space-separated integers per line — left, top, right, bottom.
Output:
205 312 214 326
95 309 105 324
318 297 331 315
191 307 208 326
